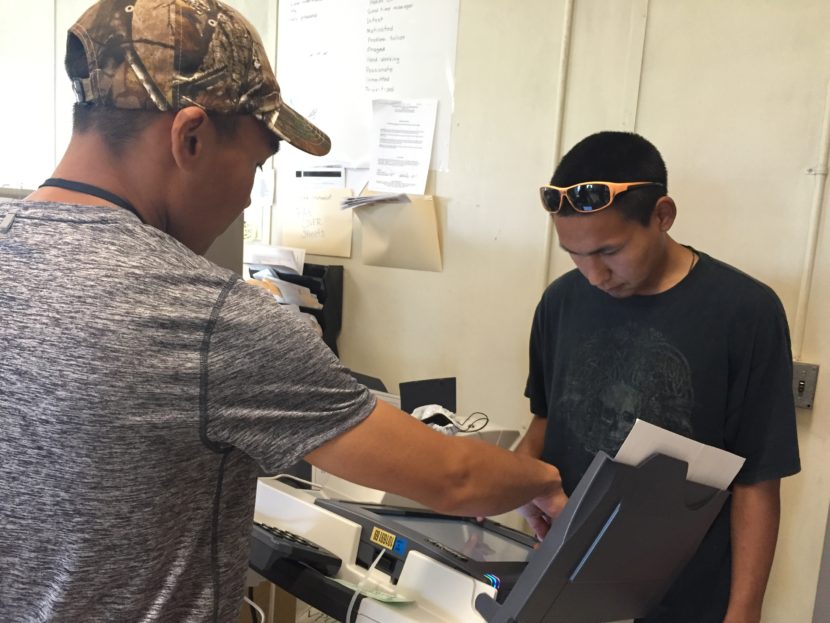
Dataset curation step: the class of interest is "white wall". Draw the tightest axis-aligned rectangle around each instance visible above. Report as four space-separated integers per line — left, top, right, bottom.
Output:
331 0 564 421
0 1 55 190
2 1 829 620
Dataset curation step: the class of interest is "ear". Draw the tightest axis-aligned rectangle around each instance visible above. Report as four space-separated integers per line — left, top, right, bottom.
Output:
652 196 677 232
170 107 211 171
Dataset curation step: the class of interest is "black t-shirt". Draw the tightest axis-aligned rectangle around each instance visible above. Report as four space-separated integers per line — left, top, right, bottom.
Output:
525 250 800 623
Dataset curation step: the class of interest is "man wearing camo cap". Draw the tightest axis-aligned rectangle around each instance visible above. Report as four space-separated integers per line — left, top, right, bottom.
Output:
0 1 567 621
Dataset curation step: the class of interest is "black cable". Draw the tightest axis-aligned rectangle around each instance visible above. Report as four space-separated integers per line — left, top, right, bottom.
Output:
39 178 146 224
455 411 489 433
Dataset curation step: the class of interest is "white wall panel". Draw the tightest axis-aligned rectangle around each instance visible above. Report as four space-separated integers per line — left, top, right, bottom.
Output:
332 0 566 430
0 1 55 189
637 0 830 316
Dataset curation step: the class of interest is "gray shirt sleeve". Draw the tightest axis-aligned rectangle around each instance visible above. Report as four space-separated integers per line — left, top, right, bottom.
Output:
204 279 376 472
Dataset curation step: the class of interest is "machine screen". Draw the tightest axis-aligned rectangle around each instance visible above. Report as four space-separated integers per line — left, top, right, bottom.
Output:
388 515 532 563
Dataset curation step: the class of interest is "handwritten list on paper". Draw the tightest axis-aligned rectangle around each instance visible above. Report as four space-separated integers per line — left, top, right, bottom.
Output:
276 0 460 170
285 0 325 20
366 0 412 95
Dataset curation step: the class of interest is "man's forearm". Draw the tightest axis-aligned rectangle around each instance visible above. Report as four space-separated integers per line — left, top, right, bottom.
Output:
515 415 547 459
307 400 565 517
724 479 781 623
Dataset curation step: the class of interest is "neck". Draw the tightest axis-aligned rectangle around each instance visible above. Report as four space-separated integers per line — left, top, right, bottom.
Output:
26 133 167 231
656 238 695 292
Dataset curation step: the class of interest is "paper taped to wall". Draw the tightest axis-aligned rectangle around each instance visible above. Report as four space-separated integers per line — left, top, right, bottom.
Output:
281 188 354 258
356 195 442 272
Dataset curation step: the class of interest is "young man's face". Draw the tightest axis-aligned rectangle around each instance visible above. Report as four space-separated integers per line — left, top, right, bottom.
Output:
186 116 276 253
554 205 669 298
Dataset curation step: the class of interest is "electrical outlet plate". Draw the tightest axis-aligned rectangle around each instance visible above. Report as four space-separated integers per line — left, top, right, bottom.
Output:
793 362 820 409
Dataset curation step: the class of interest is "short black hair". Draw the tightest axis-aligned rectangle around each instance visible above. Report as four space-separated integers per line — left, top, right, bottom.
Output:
551 131 668 225
72 104 245 155
72 104 159 154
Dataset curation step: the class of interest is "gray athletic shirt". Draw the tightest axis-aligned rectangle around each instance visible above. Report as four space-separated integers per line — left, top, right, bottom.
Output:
0 201 376 622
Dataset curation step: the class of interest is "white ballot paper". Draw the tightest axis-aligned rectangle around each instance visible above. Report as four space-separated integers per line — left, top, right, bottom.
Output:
244 244 305 275
616 419 745 490
369 99 438 195
341 193 410 210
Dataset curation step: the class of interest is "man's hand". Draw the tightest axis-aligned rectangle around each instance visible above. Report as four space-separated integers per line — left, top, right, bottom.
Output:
510 415 566 540
518 489 569 540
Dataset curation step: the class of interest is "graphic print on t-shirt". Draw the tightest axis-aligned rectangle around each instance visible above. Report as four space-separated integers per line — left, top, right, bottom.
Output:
556 323 694 456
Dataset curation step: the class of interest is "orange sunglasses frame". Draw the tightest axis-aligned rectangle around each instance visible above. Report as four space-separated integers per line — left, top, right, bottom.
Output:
539 181 665 214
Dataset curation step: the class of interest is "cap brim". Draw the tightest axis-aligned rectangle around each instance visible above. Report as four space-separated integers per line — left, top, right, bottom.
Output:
262 103 331 156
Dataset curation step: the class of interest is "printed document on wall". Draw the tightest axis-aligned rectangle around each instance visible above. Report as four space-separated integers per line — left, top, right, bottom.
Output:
369 99 437 195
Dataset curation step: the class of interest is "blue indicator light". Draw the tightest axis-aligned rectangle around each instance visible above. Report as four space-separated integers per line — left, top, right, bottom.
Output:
392 537 409 556
483 573 501 589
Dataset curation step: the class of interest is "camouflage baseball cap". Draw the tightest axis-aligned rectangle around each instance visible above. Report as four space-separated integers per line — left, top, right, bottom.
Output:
66 0 330 156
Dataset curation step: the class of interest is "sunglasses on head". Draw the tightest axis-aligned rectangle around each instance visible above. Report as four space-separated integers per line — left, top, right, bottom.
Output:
539 181 666 214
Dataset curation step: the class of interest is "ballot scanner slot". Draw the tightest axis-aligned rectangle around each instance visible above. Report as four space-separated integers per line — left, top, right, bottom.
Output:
315 500 535 601
355 541 402 577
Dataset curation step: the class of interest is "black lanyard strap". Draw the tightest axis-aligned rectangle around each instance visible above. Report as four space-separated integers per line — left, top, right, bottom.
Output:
39 178 145 224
